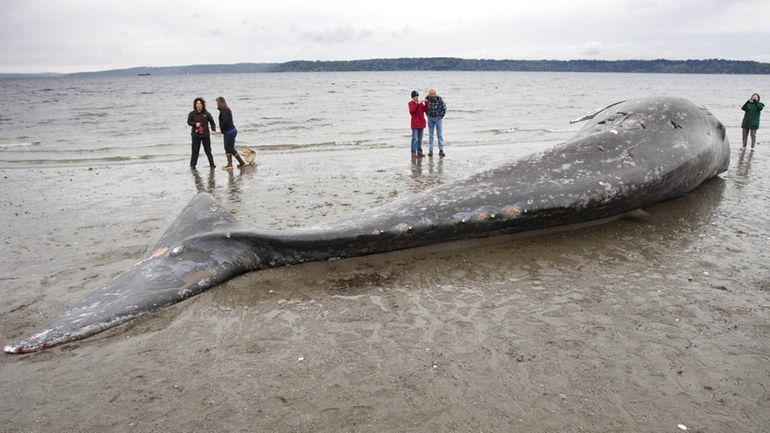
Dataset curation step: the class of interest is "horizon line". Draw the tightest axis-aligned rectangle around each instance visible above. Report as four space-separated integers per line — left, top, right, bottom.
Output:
2 56 768 76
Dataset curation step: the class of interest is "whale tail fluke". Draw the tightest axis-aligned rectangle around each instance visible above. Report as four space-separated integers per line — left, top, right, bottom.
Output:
4 193 250 354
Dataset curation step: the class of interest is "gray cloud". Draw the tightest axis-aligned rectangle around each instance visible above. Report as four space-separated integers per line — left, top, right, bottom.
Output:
1 0 769 73
301 26 374 45
579 41 605 57
390 26 413 39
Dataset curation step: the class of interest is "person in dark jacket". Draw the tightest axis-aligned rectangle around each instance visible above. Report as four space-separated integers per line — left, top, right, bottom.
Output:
408 90 427 159
425 88 447 158
216 96 246 169
187 97 217 169
741 93 764 150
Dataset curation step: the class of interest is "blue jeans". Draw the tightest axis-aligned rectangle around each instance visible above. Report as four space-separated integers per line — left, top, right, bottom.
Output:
411 128 424 154
427 116 444 152
223 129 237 155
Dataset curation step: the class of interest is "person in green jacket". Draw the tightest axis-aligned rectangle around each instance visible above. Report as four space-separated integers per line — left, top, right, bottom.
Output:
741 93 764 150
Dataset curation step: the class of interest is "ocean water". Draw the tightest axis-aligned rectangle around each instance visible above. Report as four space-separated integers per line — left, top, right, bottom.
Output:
1 71 766 166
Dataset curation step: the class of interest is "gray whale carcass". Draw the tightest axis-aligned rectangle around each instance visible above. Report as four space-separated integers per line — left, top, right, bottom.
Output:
4 96 730 354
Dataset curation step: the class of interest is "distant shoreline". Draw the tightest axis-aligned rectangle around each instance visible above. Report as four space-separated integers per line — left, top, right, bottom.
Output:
3 57 770 78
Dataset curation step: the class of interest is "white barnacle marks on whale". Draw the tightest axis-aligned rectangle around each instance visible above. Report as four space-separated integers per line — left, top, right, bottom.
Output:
451 204 525 226
597 180 625 204
458 206 499 224
176 269 217 297
451 211 472 224
503 206 524 218
471 209 494 222
394 222 413 234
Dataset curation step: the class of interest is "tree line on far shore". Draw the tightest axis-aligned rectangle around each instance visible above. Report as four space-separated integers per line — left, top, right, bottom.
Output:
270 58 770 74
5 57 770 78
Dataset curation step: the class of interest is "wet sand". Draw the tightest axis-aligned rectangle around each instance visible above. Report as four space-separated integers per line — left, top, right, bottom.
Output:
1 145 769 432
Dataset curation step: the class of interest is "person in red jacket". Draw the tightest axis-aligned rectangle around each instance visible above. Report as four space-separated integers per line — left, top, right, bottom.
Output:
408 90 427 159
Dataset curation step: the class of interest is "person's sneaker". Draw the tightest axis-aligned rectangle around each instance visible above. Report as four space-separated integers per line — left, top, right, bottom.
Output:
439 150 446 158
417 153 425 158
428 152 433 157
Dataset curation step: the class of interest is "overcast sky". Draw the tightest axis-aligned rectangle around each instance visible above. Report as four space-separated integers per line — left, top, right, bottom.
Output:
1 0 768 73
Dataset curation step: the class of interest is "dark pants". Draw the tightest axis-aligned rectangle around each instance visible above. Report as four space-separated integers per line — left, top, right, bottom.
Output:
742 128 757 148
191 136 215 168
223 130 237 155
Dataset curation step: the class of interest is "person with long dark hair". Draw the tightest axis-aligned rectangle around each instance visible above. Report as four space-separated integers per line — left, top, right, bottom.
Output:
216 96 246 169
187 97 217 169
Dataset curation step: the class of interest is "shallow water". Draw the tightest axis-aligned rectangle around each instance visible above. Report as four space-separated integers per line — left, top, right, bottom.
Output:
2 71 768 222
0 71 766 162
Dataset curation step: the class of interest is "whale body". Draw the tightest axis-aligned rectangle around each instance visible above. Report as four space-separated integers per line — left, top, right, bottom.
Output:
4 96 730 354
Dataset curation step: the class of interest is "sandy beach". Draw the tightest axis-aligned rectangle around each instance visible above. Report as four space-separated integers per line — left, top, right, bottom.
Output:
1 140 769 432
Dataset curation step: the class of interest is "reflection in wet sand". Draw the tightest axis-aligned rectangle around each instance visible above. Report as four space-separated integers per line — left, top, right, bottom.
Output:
427 156 443 175
226 165 256 204
410 156 444 193
605 176 726 256
191 168 215 193
734 148 753 188
410 157 422 177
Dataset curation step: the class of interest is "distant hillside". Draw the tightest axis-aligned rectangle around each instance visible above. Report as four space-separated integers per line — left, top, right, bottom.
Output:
0 72 65 79
66 63 277 77
0 63 276 79
2 57 769 78
271 58 770 74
